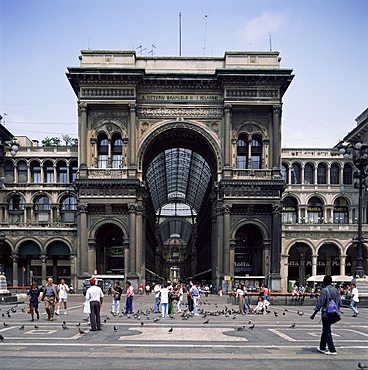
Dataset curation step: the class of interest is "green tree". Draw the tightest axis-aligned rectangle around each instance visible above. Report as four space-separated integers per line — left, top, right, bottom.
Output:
42 137 61 146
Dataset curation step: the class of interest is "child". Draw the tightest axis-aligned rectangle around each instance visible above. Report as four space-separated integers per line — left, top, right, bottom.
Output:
245 296 253 313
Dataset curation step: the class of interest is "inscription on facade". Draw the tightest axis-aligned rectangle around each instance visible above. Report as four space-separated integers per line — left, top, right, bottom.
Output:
138 94 222 101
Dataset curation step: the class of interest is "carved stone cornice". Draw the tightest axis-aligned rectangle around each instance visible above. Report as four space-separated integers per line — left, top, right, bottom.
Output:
127 203 138 214
222 204 232 214
136 107 223 118
74 178 141 190
272 204 282 214
81 88 134 100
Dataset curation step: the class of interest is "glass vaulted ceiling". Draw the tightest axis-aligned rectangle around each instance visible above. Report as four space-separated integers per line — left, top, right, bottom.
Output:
146 148 212 244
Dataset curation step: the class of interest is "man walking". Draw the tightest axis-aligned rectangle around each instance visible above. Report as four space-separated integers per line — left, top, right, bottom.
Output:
310 275 341 356
56 279 69 315
86 278 104 331
125 281 134 314
350 283 359 317
190 282 201 316
42 278 59 321
153 282 161 313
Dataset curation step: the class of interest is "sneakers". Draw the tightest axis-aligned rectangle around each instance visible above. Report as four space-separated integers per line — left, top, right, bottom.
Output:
352 313 359 317
194 313 199 316
317 347 326 354
64 310 67 315
324 351 337 356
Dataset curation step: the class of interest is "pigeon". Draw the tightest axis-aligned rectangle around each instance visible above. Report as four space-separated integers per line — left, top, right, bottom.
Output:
236 326 245 331
141 322 144 326
63 321 67 325
0 335 4 341
19 325 25 330
283 312 286 316
34 325 39 329
289 323 296 328
274 311 278 317
298 312 304 316
168 327 173 333
249 324 255 329
203 319 209 324
3 322 9 327
284 308 289 312
78 328 86 334
153 318 160 323
113 326 118 332
358 363 368 369
247 320 252 325
169 315 175 319
76 323 81 327
62 325 69 330
22 308 25 313
232 315 237 320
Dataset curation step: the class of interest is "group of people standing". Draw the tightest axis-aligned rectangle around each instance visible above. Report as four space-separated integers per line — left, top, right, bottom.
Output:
235 283 270 314
153 281 202 317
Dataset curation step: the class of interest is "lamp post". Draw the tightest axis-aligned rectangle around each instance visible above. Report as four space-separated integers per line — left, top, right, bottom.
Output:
339 137 368 278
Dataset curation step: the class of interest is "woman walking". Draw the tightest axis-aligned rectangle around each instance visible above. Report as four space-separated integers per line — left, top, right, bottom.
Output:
28 282 42 322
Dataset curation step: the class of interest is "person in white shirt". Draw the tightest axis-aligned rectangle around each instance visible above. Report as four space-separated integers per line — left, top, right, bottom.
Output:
153 283 161 313
85 278 104 331
350 283 359 317
160 283 169 318
56 279 69 315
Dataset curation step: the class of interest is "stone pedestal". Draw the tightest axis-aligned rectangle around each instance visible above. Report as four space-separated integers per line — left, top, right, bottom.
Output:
0 271 17 304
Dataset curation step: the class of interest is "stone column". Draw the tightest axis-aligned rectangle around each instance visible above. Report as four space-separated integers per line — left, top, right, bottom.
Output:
223 204 232 275
326 254 331 276
40 253 47 286
271 204 282 274
223 104 232 168
78 102 88 178
272 105 282 170
280 254 289 292
128 204 137 274
312 255 318 276
11 253 19 287
229 239 236 278
77 203 88 274
216 207 224 281
263 240 271 278
128 104 137 169
135 205 143 280
88 239 96 274
340 254 346 276
299 255 306 285
69 253 77 289
124 240 130 283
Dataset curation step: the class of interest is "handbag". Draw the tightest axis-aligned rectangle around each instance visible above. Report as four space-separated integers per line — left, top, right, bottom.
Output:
83 300 91 314
325 287 341 324
27 306 31 314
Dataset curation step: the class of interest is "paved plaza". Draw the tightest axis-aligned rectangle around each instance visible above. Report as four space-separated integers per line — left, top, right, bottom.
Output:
0 294 367 370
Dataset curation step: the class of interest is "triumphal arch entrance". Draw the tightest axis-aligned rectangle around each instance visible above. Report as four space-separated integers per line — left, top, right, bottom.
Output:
66 50 293 290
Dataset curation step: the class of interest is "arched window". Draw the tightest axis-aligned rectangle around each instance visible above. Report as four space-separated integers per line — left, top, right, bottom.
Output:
35 195 50 222
4 160 14 183
282 196 298 223
17 161 28 183
307 196 323 223
251 135 262 169
43 160 54 183
70 160 78 182
330 163 340 184
304 163 314 184
291 163 301 184
236 135 248 170
317 163 327 184
171 247 180 261
98 134 109 169
333 197 348 224
343 163 353 185
30 161 41 183
9 194 25 223
282 163 289 183
111 135 123 168
57 161 68 183
61 196 77 223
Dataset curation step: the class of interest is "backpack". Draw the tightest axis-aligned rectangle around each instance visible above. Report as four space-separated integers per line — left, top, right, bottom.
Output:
325 287 341 324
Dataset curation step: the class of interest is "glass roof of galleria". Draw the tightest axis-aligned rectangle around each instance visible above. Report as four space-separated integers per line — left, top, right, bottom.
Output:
146 148 212 244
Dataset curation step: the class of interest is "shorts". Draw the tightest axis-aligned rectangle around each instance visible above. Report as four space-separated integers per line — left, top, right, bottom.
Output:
59 298 68 302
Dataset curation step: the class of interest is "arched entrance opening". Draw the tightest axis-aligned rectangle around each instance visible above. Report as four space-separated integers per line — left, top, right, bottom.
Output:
234 224 264 288
18 241 41 286
317 243 340 276
346 243 368 276
47 241 70 284
287 242 312 287
0 241 12 284
142 126 218 283
95 224 125 275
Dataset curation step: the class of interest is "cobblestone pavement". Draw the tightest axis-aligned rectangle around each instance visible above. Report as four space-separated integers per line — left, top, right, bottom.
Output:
0 294 367 369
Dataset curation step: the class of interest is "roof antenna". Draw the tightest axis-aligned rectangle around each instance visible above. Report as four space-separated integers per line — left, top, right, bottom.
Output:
268 32 272 51
203 14 208 56
136 45 147 55
88 37 91 50
149 44 157 56
179 12 182 56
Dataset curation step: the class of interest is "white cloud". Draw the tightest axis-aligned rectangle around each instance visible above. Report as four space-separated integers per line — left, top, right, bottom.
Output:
243 11 287 42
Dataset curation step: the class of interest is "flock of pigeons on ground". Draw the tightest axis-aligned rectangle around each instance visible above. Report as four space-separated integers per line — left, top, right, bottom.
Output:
0 302 367 369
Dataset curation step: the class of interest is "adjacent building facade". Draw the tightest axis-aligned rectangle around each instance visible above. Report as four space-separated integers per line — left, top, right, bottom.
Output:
0 50 366 292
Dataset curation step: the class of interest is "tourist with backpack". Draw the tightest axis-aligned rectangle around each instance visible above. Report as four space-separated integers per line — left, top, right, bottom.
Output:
310 275 341 356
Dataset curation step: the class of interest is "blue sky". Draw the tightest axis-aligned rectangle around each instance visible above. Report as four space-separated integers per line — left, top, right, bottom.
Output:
0 0 367 148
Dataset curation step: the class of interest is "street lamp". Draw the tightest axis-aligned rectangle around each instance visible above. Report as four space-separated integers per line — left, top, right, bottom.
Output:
339 136 368 278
